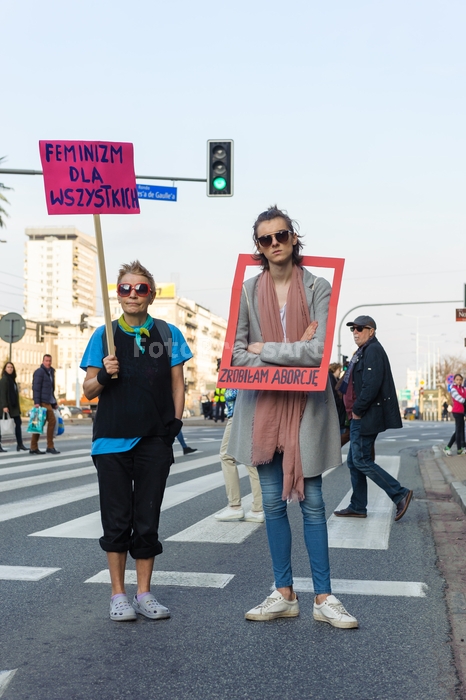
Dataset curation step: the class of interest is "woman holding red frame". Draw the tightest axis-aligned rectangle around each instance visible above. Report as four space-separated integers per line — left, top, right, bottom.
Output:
228 206 358 628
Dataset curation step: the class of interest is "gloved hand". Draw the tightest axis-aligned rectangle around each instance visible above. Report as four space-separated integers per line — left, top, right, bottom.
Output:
166 418 183 444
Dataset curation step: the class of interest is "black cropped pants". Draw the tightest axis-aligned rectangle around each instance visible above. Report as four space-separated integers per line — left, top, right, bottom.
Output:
93 436 173 560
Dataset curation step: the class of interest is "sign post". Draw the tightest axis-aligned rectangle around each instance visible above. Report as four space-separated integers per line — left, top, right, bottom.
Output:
0 313 26 362
39 140 140 375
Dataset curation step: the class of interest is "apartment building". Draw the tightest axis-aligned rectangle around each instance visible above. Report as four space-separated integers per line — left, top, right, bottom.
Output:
24 226 97 322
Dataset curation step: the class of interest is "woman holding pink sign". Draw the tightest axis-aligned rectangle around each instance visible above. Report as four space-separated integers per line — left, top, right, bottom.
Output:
228 205 358 628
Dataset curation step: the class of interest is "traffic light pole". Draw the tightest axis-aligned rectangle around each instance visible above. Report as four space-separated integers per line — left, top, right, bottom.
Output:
337 299 462 364
0 168 207 183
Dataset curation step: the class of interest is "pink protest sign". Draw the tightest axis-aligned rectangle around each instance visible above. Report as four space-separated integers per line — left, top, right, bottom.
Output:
39 140 140 215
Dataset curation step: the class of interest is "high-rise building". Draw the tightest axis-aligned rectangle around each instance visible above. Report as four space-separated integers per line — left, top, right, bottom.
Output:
24 226 97 322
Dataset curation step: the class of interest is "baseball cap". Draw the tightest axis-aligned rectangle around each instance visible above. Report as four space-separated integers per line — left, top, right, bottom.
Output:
346 315 376 330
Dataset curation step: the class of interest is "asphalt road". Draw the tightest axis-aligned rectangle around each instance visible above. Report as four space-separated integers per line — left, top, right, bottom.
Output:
0 419 460 700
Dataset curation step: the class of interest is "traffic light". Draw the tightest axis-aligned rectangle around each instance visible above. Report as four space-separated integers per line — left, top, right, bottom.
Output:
207 140 234 197
79 313 88 333
36 322 44 343
342 355 349 371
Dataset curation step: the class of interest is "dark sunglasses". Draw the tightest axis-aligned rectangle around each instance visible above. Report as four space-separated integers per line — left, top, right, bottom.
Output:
256 230 292 248
349 325 371 333
117 283 152 297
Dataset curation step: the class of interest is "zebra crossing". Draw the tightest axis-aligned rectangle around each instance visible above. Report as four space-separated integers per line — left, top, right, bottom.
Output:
0 446 427 598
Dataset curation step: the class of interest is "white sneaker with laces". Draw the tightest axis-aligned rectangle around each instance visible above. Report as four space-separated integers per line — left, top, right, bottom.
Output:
443 446 452 456
214 506 244 521
245 589 299 621
313 594 358 629
244 510 265 523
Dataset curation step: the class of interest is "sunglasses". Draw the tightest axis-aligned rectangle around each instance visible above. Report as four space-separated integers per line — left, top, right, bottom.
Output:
117 283 152 297
256 230 292 248
349 325 371 333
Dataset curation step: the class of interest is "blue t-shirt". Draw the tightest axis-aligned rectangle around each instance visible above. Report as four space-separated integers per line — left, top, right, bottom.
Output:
80 322 192 455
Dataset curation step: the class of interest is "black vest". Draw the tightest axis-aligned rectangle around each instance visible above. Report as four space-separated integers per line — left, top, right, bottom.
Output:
93 324 175 440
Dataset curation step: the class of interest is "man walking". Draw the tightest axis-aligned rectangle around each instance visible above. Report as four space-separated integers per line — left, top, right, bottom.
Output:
334 316 413 522
30 354 60 455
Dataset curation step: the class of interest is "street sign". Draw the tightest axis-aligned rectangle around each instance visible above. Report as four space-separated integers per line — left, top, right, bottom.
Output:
456 308 466 321
0 312 26 362
0 313 26 344
400 390 412 400
137 184 177 201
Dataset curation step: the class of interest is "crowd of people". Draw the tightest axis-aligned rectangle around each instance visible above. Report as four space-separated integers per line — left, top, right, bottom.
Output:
2 205 464 628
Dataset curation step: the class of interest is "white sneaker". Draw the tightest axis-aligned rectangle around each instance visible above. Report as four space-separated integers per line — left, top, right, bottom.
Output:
443 446 452 456
245 590 299 621
214 507 244 521
244 510 265 523
313 595 358 629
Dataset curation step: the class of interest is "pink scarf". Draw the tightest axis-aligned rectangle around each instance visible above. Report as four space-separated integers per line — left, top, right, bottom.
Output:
252 265 310 501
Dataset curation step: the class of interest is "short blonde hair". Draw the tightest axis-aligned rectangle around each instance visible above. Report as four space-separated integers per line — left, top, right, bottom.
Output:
117 260 156 302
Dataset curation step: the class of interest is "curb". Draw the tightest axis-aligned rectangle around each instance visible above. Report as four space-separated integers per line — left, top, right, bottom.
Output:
432 446 466 515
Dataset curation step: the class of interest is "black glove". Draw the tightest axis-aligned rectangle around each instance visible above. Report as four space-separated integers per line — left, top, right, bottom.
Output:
165 418 183 444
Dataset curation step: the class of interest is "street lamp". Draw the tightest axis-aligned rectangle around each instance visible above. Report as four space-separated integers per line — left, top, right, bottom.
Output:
397 313 439 390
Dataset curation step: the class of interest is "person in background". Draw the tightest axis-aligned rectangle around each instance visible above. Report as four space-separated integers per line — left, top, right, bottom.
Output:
443 374 466 456
176 429 197 455
30 354 59 455
0 362 27 452
334 316 412 522
213 386 226 422
82 260 192 622
228 205 357 628
328 362 347 437
441 401 449 422
215 388 264 523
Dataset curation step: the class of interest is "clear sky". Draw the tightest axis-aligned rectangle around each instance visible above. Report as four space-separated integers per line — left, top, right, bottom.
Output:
2 0 465 387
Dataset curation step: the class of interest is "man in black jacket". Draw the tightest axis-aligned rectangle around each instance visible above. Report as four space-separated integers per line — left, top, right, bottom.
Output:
30 354 59 455
334 316 413 522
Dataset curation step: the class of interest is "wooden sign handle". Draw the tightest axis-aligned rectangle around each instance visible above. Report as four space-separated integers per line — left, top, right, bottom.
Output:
93 214 118 379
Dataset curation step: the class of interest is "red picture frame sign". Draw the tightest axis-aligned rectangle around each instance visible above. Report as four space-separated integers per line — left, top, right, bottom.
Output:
217 254 345 392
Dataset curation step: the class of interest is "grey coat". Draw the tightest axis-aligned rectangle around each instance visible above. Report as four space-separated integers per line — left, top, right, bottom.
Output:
227 268 342 478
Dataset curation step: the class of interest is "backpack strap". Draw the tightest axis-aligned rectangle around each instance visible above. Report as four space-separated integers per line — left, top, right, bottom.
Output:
102 318 172 360
154 318 172 360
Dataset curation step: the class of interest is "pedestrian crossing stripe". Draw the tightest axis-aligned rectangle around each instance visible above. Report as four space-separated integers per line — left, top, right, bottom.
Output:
328 456 401 550
29 461 247 538
0 448 89 465
85 570 234 588
166 493 262 543
290 578 427 597
0 565 60 581
0 669 17 697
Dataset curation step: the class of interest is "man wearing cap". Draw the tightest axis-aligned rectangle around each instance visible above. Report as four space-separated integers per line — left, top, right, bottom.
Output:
334 316 413 522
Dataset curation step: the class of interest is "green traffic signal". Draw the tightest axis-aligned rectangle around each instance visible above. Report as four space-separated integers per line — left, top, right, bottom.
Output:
213 176 227 191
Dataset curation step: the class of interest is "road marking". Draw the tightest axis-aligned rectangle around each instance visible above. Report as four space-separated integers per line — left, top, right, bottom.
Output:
0 448 90 466
166 493 263 543
30 463 231 538
0 455 93 478
0 484 98 523
0 466 96 492
0 565 60 581
0 670 17 697
327 456 400 550
85 570 234 588
291 578 427 597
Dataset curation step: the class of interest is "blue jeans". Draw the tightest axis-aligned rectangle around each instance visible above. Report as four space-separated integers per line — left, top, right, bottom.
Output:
176 430 187 449
257 453 331 594
346 419 408 514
